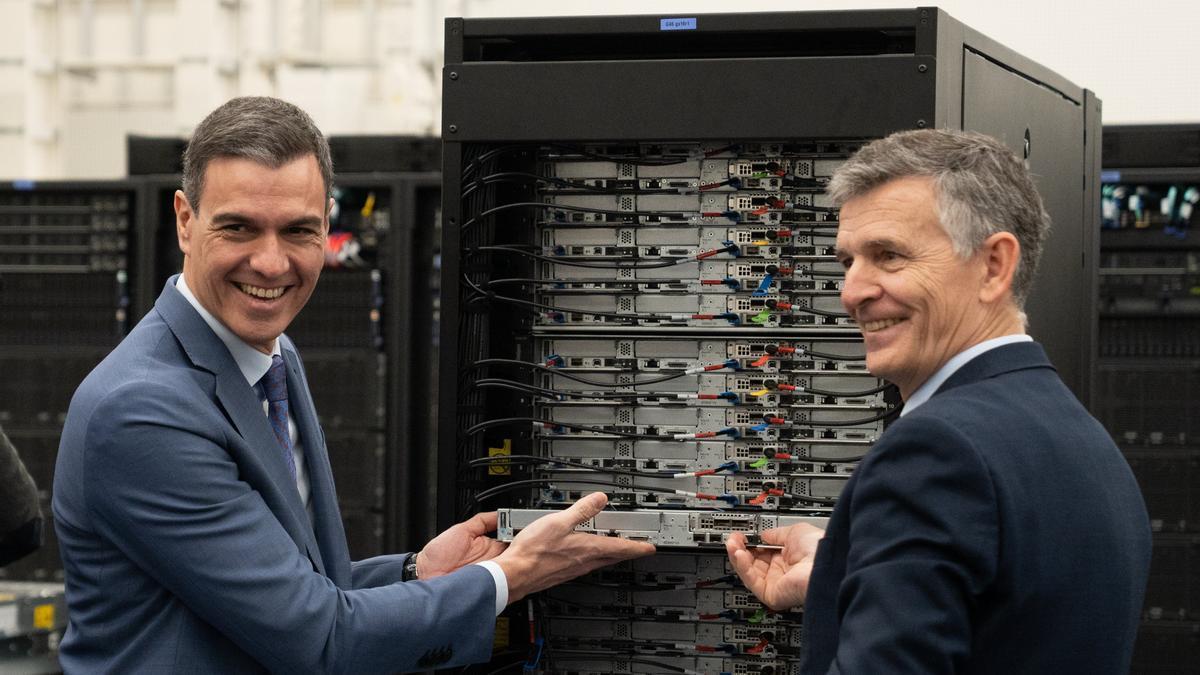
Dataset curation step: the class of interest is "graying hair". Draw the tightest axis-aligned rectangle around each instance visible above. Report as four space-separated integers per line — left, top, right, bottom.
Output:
181 96 333 213
826 129 1050 307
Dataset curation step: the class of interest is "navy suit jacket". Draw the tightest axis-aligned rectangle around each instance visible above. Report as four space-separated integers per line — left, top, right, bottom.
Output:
53 278 496 673
801 342 1150 674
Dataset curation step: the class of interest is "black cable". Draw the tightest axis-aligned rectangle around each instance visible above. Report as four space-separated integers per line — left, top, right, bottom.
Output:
472 245 690 270
483 277 707 289
466 358 695 387
468 454 676 478
785 406 899 427
463 274 674 322
803 382 892 397
779 305 851 319
463 417 676 440
472 378 645 401
461 201 690 231
465 171 685 197
471 475 838 507
471 478 690 506
803 349 865 361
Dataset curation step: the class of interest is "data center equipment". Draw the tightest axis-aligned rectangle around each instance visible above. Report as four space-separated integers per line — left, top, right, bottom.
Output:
1 140 442 587
1100 124 1200 673
0 180 141 583
440 8 1098 673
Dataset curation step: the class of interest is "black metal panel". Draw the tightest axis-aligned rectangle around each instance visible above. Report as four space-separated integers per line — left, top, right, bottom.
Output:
127 136 187 175
443 57 936 142
1105 125 1200 170
329 137 440 174
961 48 1093 406
459 8 921 42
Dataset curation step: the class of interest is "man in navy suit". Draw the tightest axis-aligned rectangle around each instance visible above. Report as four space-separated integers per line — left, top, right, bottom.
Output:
54 96 653 673
726 129 1151 674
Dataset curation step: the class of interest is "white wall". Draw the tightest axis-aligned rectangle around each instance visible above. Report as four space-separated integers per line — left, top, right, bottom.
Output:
1 0 1196 179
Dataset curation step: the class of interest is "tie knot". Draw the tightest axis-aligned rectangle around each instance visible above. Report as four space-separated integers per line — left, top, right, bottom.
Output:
262 354 288 403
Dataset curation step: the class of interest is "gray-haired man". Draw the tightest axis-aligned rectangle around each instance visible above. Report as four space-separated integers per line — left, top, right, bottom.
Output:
727 129 1150 674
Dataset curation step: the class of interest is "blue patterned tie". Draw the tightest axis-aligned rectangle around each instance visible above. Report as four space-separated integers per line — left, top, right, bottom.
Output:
261 355 297 479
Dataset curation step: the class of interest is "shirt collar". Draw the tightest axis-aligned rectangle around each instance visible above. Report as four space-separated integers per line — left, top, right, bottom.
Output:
900 333 1033 417
176 274 279 387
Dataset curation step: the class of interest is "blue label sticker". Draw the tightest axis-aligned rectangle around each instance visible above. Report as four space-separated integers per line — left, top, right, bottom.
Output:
1100 170 1121 183
12 180 35 190
660 17 697 31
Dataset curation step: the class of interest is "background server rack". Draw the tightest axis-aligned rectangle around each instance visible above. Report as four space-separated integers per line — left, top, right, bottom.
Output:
0 136 442 590
440 8 1098 673
1099 124 1200 674
0 179 141 582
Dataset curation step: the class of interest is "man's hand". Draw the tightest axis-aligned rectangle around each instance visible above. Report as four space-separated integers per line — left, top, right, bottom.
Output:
725 523 825 610
494 492 656 603
417 511 508 579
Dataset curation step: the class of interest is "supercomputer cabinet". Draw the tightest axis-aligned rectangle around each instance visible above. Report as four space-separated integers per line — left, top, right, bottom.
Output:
438 8 1098 673
138 168 443 556
1099 124 1200 674
0 180 141 582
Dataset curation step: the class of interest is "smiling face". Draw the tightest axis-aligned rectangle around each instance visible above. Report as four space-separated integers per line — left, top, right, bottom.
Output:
175 155 330 354
836 176 1011 399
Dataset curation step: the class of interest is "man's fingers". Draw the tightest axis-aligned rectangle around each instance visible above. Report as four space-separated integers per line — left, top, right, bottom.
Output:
558 491 608 526
571 532 655 557
729 548 763 595
471 511 499 534
759 527 786 546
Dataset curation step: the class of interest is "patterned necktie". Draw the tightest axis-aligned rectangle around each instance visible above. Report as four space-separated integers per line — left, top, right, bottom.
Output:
261 354 297 480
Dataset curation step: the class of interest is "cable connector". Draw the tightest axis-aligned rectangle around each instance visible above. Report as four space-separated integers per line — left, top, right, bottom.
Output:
684 359 739 375
544 354 565 367
752 265 778 297
672 427 739 441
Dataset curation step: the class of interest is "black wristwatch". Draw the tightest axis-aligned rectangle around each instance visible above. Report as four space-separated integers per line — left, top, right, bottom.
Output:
402 552 419 581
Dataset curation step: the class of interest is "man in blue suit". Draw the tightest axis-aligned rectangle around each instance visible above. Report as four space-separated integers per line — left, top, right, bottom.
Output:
726 129 1151 674
53 96 653 673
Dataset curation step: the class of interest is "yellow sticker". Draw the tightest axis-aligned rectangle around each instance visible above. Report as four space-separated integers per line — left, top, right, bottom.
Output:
488 439 512 476
33 604 55 630
493 616 510 650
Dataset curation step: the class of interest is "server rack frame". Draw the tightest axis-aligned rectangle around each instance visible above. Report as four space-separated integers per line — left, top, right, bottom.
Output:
0 178 143 582
1100 123 1200 673
438 5 1100 529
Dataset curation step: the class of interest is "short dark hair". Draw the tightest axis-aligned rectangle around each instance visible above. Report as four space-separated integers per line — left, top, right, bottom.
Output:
181 96 333 213
827 129 1050 308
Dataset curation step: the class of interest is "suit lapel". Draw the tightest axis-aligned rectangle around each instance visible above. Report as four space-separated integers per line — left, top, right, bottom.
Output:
155 277 324 572
282 343 350 584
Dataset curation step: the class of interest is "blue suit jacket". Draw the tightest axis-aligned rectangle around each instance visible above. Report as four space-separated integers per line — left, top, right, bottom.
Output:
53 278 496 673
801 342 1150 674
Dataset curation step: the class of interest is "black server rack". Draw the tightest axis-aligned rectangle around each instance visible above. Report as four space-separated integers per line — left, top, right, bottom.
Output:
138 169 443 556
439 8 1097 673
0 180 140 582
1099 124 1200 674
